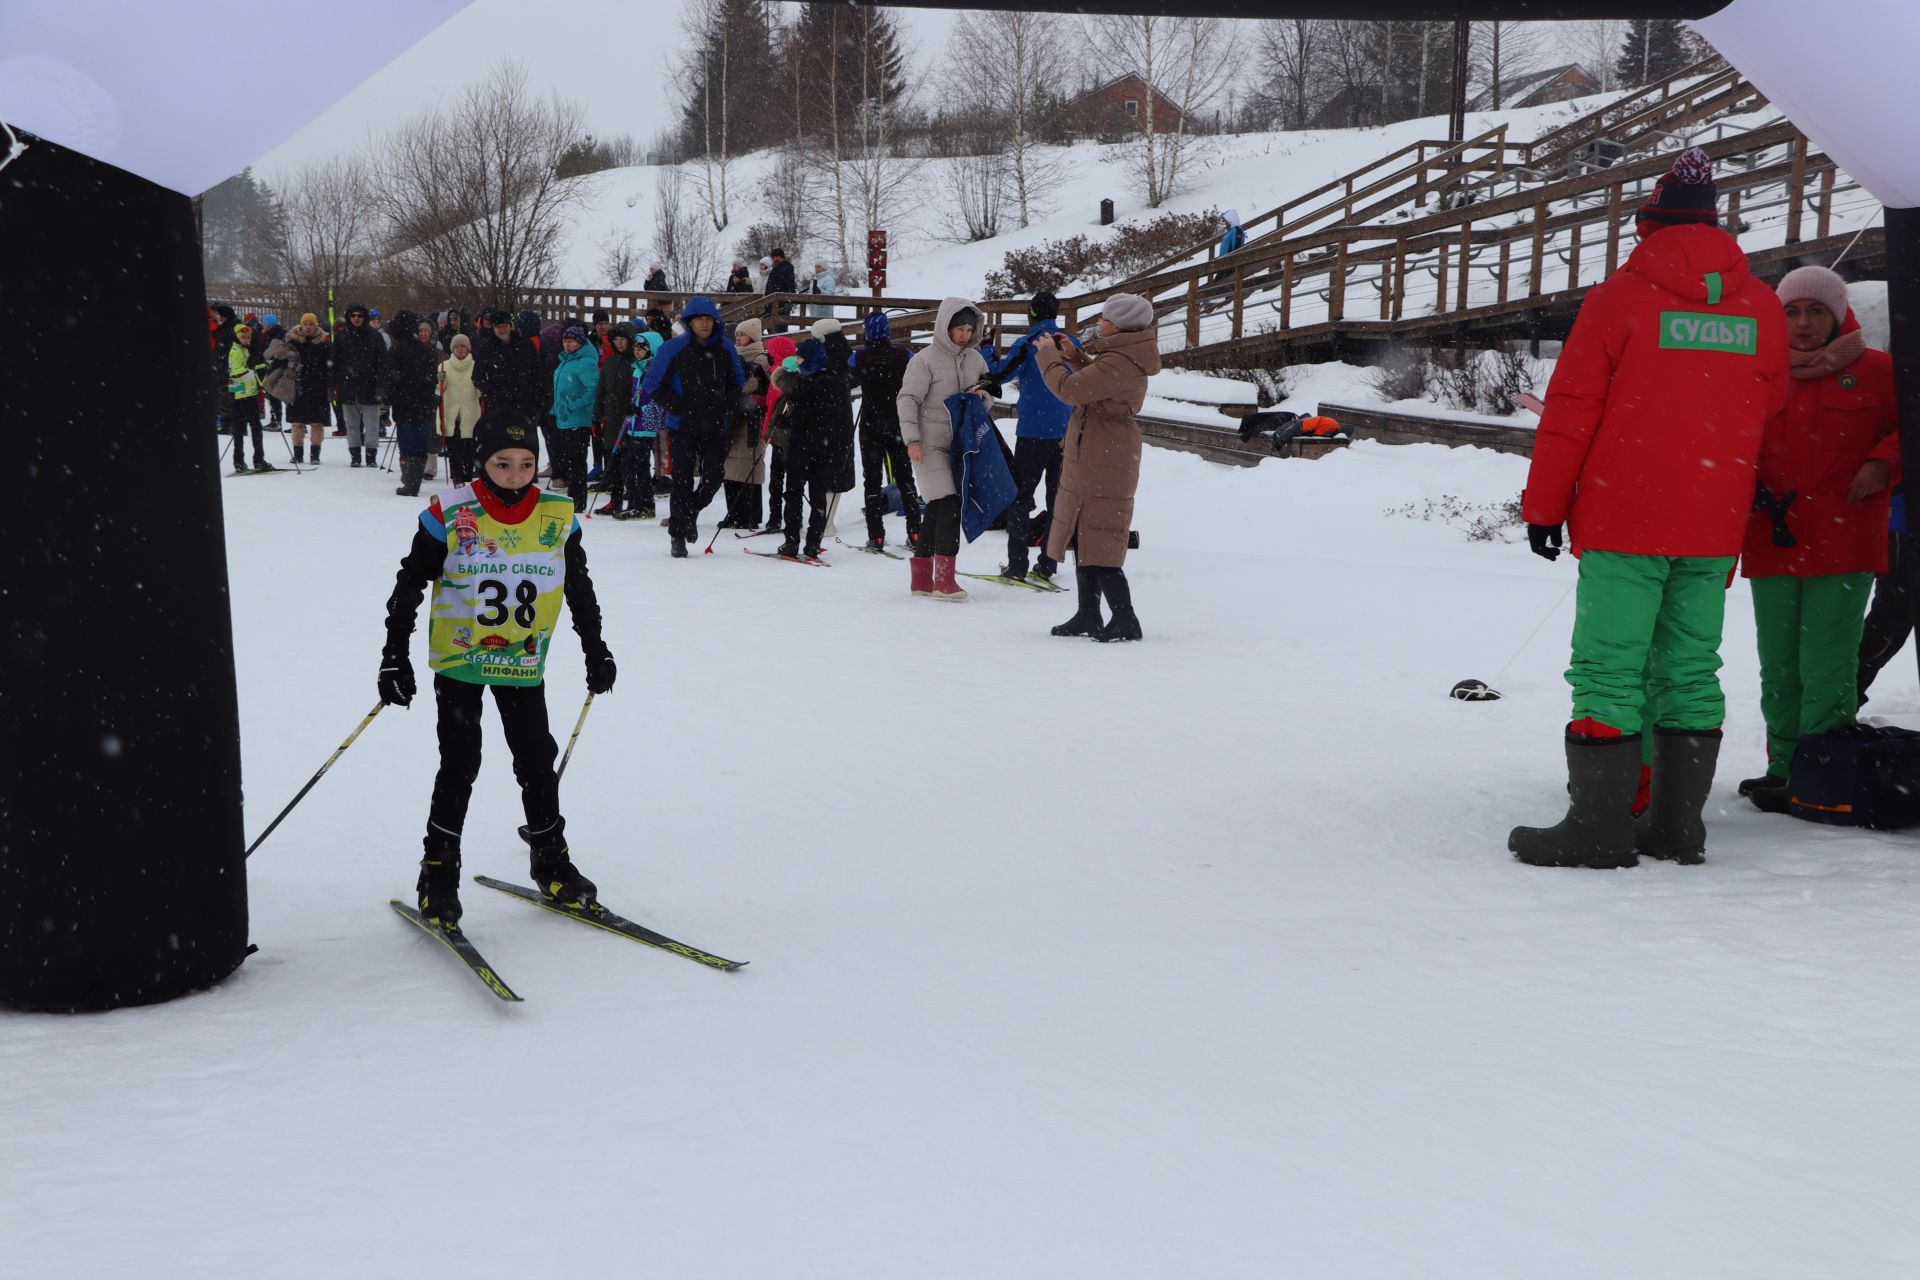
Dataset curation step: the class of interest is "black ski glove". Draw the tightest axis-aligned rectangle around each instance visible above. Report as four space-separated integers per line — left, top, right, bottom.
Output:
1527 523 1564 562
584 644 617 695
378 651 416 707
1752 484 1798 548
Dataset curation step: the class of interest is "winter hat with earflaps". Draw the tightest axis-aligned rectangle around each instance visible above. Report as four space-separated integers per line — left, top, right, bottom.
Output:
1639 147 1719 226
864 312 891 341
1102 293 1155 332
473 408 540 468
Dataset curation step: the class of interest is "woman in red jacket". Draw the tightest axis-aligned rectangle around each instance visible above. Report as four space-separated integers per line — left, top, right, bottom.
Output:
1737 266 1900 810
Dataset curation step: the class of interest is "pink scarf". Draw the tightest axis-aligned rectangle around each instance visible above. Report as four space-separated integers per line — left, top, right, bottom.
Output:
1789 327 1866 381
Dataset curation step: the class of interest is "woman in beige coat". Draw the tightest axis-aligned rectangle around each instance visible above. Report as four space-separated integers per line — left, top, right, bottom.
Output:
898 296 992 600
1034 292 1160 641
437 332 484 483
722 317 770 527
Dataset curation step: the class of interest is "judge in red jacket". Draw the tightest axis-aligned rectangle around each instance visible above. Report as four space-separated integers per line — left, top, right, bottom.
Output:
1736 265 1900 811
1510 147 1790 869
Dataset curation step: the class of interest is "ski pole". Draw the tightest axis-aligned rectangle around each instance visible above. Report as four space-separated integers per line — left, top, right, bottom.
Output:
245 704 384 858
556 693 594 782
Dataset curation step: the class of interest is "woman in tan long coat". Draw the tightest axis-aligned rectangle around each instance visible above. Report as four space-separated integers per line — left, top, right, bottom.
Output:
722 317 770 527
1034 292 1161 642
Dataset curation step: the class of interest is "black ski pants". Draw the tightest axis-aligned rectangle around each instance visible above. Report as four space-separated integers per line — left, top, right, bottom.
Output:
552 428 591 513
1006 435 1063 576
783 464 831 553
615 436 655 512
861 426 922 545
669 421 730 539
914 494 962 558
766 441 788 527
227 398 264 467
426 675 562 851
1858 528 1920 705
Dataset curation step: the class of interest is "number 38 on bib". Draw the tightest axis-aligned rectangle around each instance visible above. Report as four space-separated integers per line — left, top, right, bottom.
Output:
421 484 576 687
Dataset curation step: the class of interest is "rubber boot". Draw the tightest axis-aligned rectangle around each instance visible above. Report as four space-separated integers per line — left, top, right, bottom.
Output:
929 556 969 601
1092 568 1142 643
310 443 321 464
1051 566 1104 637
1509 732 1643 869
1633 729 1724 865
910 555 933 597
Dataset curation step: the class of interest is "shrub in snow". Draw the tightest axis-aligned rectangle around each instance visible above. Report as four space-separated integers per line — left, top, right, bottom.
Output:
1384 495 1525 543
982 208 1220 297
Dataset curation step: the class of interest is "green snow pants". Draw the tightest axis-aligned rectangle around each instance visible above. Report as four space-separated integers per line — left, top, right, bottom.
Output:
1750 572 1875 777
1567 551 1737 734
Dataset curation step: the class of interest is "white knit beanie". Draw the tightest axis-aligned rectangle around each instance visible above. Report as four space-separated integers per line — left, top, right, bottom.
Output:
1103 293 1155 332
1776 265 1850 320
810 316 843 339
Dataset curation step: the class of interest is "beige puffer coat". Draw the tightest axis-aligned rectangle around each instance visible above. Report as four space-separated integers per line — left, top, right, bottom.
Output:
1037 325 1160 568
438 353 483 438
897 296 990 503
261 336 297 403
726 318 769 484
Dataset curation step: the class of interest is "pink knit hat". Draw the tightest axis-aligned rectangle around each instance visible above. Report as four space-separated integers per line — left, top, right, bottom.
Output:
1776 265 1850 320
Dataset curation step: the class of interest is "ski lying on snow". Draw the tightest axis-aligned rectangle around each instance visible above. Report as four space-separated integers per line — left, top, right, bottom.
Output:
834 538 907 560
734 528 784 540
388 900 524 1002
956 571 1063 593
744 548 829 567
473 875 747 971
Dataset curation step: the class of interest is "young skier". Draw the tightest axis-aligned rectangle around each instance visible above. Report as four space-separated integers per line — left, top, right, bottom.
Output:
378 409 618 928
612 330 665 520
225 322 274 473
593 322 640 517
775 337 856 561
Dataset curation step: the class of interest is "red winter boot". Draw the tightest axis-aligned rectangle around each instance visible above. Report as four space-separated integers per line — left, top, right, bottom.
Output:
910 555 933 597
929 556 970 602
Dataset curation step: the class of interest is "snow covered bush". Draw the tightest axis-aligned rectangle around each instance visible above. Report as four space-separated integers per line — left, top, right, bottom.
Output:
1429 344 1540 417
982 208 1220 296
1364 347 1433 403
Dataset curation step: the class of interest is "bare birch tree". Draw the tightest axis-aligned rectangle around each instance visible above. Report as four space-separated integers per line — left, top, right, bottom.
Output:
1570 19 1630 92
691 0 734 232
950 10 1069 228
652 167 722 291
272 156 377 300
1472 21 1549 110
374 61 589 295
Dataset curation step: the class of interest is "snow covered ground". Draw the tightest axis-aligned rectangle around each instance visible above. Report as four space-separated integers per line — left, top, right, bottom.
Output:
6 434 1918 1277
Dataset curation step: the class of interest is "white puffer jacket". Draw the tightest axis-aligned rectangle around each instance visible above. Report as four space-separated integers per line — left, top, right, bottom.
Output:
897 296 989 502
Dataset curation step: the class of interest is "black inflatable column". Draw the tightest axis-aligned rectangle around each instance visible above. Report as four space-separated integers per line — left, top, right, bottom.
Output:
1885 207 1920 670
2 130 250 1011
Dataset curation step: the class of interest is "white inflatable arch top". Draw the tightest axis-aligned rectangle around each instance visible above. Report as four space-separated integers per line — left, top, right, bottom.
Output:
0 0 470 195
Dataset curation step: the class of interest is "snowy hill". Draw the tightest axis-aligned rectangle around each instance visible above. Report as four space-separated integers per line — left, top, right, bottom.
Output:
548 94 1646 300
6 432 1916 1277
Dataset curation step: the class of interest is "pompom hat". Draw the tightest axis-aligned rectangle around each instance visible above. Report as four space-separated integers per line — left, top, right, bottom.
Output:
1639 147 1719 225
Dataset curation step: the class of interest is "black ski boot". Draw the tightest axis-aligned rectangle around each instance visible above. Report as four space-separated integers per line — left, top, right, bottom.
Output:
802 542 822 562
1634 729 1723 865
416 844 463 928
1509 733 1643 869
253 458 277 473
1091 568 1142 643
1738 773 1790 813
777 538 801 559
526 822 597 909
1051 566 1104 637
671 532 688 558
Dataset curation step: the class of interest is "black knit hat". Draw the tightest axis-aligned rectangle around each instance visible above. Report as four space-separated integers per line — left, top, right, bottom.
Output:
1029 292 1059 322
473 408 539 467
1640 147 1719 226
591 309 610 323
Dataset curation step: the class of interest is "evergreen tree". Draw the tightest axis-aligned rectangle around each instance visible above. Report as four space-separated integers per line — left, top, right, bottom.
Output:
785 0 906 144
199 168 282 282
1615 18 1691 89
677 0 779 158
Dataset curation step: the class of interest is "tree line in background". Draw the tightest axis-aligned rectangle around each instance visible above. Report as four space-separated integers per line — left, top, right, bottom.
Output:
199 12 1713 301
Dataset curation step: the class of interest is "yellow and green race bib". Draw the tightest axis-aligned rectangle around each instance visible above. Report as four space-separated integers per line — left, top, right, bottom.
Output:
422 484 575 686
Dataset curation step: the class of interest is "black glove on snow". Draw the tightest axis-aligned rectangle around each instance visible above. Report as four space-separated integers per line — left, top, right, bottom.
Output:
1752 484 1798 548
378 652 416 707
1527 523 1564 562
584 646 617 695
